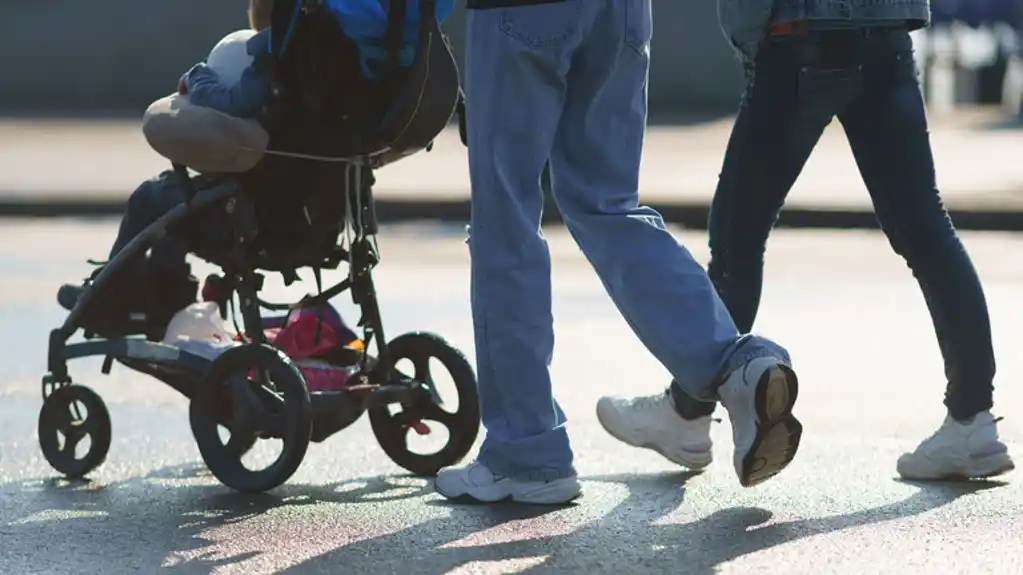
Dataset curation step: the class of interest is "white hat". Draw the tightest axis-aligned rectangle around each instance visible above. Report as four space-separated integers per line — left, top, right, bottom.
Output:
206 29 257 85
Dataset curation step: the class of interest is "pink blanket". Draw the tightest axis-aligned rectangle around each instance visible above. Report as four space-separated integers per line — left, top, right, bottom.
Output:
263 313 359 392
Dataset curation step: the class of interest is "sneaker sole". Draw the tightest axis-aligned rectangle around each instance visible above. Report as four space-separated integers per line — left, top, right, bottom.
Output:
741 364 802 488
438 491 583 506
968 453 1016 478
900 454 1016 481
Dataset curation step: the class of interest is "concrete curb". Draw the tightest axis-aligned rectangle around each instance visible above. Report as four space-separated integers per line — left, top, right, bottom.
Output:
3 196 1023 231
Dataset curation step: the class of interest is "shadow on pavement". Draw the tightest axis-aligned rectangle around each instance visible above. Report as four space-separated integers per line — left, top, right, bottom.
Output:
0 464 1005 574
280 472 1003 574
0 464 435 574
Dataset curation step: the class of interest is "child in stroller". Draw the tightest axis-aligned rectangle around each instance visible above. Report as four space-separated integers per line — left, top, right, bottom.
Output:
59 0 458 340
57 0 280 339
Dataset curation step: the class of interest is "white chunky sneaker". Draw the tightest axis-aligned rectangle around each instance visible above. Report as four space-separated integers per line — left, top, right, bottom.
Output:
718 356 802 487
433 462 582 505
596 392 713 470
897 411 1015 480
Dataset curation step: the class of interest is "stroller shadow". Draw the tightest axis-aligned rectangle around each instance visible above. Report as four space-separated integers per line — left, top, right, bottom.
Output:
0 464 1007 574
0 463 434 574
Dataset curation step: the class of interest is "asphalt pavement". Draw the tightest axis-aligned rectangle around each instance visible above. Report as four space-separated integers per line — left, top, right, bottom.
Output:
0 220 1021 574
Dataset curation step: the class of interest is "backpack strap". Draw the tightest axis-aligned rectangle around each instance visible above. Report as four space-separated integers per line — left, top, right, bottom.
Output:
382 0 439 80
383 0 409 83
270 0 306 59
419 0 438 27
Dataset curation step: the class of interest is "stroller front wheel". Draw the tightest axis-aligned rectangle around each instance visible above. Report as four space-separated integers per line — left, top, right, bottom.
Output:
369 332 481 476
38 384 112 479
189 344 312 493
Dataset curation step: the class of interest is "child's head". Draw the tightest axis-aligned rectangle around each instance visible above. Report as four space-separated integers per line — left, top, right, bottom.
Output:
207 30 257 84
248 0 275 31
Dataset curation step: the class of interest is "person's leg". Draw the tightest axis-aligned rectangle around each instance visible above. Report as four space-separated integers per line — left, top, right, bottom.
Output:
433 0 590 504
137 172 210 322
597 33 839 473
145 175 244 324
58 171 194 333
670 40 840 423
107 171 187 263
550 0 800 488
58 171 224 335
837 29 1013 479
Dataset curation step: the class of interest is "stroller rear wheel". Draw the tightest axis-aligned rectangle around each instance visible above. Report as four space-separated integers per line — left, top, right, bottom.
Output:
369 332 481 476
38 384 112 479
189 344 312 493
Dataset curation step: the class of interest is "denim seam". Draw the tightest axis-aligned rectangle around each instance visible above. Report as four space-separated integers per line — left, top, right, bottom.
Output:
623 0 651 56
498 2 582 49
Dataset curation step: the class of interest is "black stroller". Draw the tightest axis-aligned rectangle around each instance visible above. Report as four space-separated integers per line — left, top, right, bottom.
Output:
38 0 480 493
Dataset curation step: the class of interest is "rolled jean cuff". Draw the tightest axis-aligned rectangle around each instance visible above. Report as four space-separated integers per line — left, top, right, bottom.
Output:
681 334 792 402
476 427 577 482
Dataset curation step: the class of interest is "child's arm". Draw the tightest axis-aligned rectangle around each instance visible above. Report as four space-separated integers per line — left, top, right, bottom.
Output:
183 64 268 118
181 31 271 118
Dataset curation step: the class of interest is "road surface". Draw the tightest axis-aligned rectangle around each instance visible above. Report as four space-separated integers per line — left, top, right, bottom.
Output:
0 219 1020 574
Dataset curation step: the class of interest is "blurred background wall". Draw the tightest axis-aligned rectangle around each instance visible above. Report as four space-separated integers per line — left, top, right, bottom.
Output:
0 0 253 113
0 0 744 117
1 0 1019 118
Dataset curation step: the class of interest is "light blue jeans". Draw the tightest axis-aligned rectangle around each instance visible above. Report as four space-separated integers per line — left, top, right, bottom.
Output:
464 0 791 481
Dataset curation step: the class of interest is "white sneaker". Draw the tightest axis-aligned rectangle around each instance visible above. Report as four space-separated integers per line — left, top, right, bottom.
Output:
433 462 582 505
897 411 1015 480
595 392 713 469
718 356 802 487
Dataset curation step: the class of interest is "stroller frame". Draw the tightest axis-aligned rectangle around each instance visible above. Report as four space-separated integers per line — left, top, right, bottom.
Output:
39 162 481 493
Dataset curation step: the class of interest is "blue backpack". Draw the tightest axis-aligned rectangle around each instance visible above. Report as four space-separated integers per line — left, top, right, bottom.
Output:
261 0 463 160
273 0 456 77
325 0 456 43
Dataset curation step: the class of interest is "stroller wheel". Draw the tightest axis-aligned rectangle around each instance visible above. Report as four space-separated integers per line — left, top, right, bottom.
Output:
369 332 481 476
189 344 312 493
38 384 112 479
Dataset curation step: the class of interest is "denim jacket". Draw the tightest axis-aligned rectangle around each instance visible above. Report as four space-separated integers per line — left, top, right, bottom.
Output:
183 30 272 118
719 0 931 61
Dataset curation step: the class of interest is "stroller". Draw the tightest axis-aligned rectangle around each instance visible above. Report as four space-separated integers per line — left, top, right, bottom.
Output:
38 0 480 494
